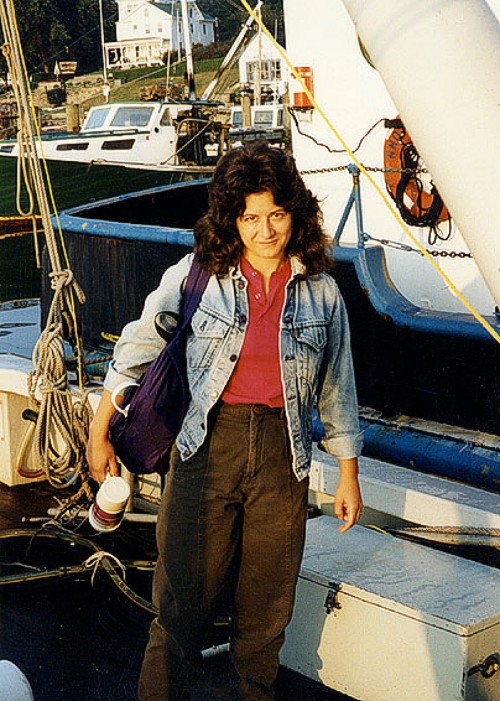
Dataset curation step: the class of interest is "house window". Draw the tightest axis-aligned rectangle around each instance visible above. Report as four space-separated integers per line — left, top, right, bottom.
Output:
158 25 162 32
247 60 282 83
133 24 138 31
203 25 206 35
145 25 150 34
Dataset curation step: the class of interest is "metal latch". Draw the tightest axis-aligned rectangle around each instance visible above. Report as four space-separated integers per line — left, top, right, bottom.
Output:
324 581 342 615
468 653 500 679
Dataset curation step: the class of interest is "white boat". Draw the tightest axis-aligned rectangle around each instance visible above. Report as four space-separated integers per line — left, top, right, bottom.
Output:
0 99 224 176
228 102 288 146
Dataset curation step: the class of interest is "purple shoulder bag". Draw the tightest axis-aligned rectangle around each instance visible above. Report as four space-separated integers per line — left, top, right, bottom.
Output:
108 256 210 474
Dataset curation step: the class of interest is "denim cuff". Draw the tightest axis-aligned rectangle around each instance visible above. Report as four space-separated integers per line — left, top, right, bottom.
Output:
320 431 364 460
103 361 142 393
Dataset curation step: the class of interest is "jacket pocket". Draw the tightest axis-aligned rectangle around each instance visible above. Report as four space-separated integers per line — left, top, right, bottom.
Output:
295 323 328 386
187 308 231 373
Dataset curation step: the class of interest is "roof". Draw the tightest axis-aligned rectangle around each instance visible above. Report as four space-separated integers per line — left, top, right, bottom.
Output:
148 1 215 22
153 1 174 14
199 9 215 22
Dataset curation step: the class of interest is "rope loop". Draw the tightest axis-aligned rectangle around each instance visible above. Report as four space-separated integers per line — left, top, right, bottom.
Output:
84 551 127 587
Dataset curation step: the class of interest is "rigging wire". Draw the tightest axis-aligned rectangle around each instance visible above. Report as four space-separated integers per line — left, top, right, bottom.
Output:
288 107 386 155
238 0 500 345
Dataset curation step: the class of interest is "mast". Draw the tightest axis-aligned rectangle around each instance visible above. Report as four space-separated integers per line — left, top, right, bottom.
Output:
98 0 109 101
180 0 196 100
254 3 262 106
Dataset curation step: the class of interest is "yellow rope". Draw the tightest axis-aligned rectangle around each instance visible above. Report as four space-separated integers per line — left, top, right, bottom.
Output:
8 0 87 391
239 0 500 345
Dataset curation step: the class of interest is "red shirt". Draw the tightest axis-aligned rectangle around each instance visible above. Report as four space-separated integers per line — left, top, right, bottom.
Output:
222 257 291 407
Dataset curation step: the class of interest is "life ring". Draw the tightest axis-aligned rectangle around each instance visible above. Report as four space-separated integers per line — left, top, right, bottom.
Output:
384 117 450 228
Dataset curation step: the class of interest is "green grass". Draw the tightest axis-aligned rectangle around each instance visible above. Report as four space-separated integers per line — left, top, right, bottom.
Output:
80 57 238 107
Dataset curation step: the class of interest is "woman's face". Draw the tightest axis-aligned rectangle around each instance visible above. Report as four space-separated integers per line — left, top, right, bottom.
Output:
236 191 292 269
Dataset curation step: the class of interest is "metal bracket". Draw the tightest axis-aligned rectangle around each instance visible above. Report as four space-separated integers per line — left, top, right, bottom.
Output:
324 581 342 615
468 652 500 679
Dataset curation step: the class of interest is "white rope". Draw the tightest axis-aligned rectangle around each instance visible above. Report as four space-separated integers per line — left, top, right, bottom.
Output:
28 271 92 491
84 552 127 587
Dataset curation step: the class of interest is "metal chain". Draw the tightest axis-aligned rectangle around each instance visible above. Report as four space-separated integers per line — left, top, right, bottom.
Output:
299 165 350 175
428 249 472 259
363 234 472 259
299 164 428 176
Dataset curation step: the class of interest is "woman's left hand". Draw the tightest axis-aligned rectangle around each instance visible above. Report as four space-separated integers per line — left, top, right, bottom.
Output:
334 458 363 533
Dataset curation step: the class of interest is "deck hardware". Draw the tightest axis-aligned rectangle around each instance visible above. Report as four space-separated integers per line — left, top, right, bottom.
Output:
468 652 500 678
324 581 342 614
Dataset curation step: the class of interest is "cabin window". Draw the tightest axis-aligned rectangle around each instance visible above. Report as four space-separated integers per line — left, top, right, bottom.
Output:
231 110 243 128
277 109 283 127
160 108 171 126
253 110 273 128
84 107 111 130
101 139 135 151
0 145 14 153
56 142 89 151
111 107 154 127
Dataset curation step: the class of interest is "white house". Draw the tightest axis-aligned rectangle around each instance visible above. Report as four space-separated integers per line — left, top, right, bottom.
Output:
238 31 288 101
105 0 216 70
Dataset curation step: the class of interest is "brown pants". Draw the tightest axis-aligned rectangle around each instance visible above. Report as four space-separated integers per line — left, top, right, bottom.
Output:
138 403 309 700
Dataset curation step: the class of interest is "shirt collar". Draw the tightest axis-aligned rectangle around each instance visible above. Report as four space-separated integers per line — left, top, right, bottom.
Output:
231 256 305 280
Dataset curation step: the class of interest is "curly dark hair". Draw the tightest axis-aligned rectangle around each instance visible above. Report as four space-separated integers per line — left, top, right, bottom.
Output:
194 141 332 276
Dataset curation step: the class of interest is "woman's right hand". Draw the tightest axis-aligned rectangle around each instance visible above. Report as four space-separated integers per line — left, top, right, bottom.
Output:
87 432 120 483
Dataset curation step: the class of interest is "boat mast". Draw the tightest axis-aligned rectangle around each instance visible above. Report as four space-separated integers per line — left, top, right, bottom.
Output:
98 0 109 101
180 0 196 100
254 2 262 106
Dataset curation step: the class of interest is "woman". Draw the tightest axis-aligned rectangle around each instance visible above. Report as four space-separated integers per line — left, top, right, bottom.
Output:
87 142 363 700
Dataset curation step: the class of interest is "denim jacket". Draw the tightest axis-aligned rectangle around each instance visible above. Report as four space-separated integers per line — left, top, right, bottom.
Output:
105 253 362 480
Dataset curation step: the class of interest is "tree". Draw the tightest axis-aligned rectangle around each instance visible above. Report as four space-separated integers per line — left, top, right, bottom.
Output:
197 0 284 44
6 0 116 75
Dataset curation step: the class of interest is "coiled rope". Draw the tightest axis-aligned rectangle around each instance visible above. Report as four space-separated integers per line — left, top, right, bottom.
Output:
0 0 93 498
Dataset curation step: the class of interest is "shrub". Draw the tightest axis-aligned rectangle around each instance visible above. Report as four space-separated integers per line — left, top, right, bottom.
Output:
46 86 67 106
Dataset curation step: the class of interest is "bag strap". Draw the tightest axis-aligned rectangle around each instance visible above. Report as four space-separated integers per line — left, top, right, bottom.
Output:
177 253 211 333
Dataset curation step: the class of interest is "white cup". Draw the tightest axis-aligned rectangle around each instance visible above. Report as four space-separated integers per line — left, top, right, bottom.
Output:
89 476 131 532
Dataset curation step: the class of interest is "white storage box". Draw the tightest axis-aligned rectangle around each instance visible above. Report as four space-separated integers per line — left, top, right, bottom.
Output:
282 517 500 701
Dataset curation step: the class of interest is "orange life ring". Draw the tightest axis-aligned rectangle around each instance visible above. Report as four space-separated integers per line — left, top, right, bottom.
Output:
384 117 450 227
